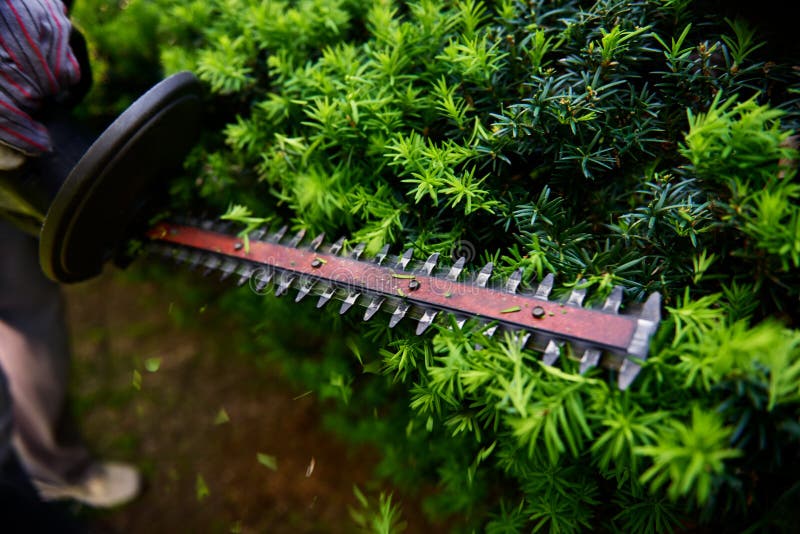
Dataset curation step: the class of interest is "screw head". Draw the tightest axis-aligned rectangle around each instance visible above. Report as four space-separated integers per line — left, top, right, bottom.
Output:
532 305 546 319
234 242 244 251
311 258 323 268
408 279 421 291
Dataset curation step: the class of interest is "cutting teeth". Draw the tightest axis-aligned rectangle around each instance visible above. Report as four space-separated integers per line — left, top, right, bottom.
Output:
202 255 222 276
187 251 204 270
421 253 439 275
484 324 498 338
350 242 366 259
375 245 390 265
173 248 190 264
542 340 562 366
603 286 623 313
250 226 269 241
271 225 288 243
475 262 493 288
287 229 306 248
295 280 315 302
397 249 414 270
505 269 523 294
579 348 602 374
389 302 410 328
339 292 360 314
567 280 587 306
446 257 466 281
309 233 325 251
416 309 438 335
364 297 384 320
275 273 295 296
252 267 274 292
317 286 336 308
534 273 554 300
236 263 256 286
618 359 641 390
329 237 345 255
218 259 239 280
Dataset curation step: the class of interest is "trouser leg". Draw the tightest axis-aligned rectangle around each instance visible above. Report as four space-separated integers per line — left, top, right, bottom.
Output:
0 219 92 484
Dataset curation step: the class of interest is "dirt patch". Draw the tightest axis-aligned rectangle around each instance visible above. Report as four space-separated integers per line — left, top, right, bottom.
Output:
63 268 430 533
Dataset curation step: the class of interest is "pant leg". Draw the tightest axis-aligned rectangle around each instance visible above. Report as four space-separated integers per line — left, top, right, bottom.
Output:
0 219 92 484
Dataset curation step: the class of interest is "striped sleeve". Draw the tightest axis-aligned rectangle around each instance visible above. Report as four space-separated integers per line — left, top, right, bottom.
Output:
0 0 81 154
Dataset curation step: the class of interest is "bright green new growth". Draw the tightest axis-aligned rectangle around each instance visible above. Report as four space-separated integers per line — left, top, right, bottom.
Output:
78 0 800 531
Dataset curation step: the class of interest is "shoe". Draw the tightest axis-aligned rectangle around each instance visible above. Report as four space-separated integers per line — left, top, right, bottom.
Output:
33 461 141 508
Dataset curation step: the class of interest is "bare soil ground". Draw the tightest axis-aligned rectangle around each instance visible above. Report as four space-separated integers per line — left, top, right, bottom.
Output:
63 268 431 533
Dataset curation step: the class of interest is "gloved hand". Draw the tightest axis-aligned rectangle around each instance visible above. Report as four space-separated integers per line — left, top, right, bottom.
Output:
0 0 83 158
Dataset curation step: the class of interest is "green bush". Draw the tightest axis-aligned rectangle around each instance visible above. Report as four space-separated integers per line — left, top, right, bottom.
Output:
81 0 800 531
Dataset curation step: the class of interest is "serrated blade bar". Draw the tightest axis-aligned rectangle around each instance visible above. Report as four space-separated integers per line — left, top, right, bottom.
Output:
147 223 662 389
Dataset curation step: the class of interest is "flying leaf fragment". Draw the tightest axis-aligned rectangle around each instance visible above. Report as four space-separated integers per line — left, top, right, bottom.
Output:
257 452 278 470
214 408 230 425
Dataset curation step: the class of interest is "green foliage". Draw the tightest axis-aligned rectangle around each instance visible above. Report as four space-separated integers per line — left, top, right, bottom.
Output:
83 0 800 531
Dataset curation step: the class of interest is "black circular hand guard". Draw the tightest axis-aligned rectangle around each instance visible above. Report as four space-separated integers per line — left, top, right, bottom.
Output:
39 71 202 283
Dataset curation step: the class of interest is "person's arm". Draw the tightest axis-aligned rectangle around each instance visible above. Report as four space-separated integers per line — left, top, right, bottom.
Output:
0 0 82 161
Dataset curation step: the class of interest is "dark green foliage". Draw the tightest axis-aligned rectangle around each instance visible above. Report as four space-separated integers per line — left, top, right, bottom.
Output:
80 0 800 531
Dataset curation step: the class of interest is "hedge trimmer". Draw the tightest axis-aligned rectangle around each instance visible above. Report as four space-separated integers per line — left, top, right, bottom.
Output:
0 72 661 390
